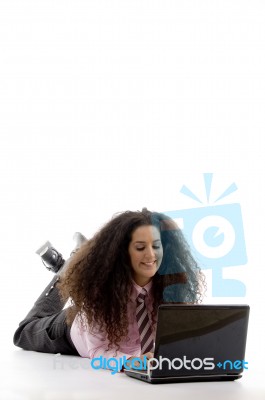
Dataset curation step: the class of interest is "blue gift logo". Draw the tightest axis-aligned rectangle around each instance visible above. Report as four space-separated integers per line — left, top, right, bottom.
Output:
163 173 247 297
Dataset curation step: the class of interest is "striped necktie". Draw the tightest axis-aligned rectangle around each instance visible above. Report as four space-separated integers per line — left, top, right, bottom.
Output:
136 288 153 354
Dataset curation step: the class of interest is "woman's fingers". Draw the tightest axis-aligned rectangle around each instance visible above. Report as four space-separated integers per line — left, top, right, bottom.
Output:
127 353 155 369
143 352 154 360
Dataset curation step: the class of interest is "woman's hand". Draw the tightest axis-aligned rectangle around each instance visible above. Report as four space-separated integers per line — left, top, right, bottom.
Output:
127 352 154 369
142 352 154 360
128 352 153 362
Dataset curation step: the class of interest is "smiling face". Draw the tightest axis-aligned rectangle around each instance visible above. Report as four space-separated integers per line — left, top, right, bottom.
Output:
128 225 163 287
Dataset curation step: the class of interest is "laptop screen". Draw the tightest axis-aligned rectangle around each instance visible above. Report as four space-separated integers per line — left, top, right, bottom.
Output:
151 304 249 378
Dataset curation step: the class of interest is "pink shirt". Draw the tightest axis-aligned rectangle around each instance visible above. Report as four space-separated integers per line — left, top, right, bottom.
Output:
70 280 155 360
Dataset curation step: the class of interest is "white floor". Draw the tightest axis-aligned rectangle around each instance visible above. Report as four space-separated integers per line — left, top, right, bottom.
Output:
1 345 264 400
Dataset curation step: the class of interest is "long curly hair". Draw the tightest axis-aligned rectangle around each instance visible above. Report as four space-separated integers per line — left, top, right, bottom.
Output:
58 208 206 350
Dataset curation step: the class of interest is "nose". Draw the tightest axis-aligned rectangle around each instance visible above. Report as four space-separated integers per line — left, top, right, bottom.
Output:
143 245 156 261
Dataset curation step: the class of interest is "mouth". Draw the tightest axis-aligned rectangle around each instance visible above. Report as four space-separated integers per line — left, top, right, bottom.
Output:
141 261 157 267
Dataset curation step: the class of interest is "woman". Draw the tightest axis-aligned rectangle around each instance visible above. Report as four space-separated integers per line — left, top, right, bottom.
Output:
13 208 206 368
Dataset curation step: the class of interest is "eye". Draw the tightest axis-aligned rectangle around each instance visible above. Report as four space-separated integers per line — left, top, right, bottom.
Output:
135 245 161 251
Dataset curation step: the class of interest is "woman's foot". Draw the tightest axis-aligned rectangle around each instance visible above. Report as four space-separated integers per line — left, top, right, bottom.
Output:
35 241 65 273
71 232 87 255
36 232 87 273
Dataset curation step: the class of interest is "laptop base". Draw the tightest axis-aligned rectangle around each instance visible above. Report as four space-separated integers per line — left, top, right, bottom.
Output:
124 370 242 384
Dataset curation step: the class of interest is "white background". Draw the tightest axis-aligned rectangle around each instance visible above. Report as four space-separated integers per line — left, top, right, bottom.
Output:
0 0 265 398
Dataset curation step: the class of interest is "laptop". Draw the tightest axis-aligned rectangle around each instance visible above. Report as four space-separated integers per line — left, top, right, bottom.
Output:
124 304 250 384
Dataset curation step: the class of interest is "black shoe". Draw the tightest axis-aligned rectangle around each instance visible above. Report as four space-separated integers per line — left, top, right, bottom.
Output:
36 233 87 274
36 241 65 273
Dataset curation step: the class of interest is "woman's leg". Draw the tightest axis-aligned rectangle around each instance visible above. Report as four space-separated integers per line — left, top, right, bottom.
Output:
13 275 79 355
